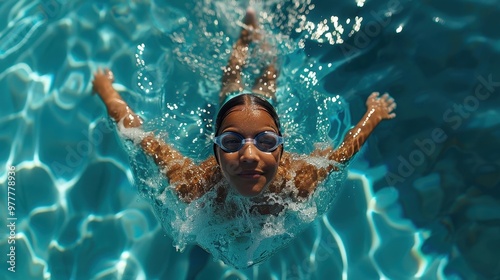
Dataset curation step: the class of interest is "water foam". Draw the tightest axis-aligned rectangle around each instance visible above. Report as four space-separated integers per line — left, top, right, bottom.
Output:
80 0 352 270
118 99 348 268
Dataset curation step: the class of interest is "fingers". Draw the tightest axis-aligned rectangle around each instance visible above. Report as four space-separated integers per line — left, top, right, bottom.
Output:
93 68 114 80
380 92 394 103
367 91 397 119
382 93 397 110
104 68 114 81
92 68 115 96
369 91 380 100
388 100 397 111
372 92 396 106
380 93 397 116
94 68 104 81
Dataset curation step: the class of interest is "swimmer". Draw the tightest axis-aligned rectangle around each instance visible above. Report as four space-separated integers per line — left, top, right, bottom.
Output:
92 8 396 212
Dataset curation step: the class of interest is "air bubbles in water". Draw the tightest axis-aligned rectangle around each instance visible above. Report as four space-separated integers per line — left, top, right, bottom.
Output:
133 43 163 96
135 69 155 94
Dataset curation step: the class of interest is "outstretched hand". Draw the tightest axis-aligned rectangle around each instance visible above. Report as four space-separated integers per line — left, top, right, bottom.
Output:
92 68 115 96
366 92 397 120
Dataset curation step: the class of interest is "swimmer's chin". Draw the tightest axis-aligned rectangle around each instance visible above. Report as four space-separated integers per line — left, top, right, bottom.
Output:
237 191 263 197
232 185 267 197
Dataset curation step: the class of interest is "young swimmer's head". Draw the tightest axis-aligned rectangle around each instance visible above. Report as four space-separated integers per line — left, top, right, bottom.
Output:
214 94 283 197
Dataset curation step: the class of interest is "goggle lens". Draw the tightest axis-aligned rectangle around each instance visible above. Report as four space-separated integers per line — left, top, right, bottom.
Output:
214 131 283 153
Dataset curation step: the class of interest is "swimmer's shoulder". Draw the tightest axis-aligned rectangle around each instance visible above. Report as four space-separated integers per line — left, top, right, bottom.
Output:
174 155 222 203
274 152 308 193
276 151 334 198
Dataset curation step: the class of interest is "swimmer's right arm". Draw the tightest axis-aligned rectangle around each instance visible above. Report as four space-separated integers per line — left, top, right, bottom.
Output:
140 136 221 202
93 69 220 202
92 69 143 128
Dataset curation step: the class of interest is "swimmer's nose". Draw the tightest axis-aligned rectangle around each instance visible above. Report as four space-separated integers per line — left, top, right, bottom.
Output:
240 142 259 162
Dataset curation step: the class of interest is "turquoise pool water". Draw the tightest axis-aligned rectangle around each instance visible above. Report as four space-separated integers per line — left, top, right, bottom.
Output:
1 0 499 279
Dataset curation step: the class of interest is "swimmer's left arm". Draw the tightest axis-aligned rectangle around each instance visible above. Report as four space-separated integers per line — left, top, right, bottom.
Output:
290 92 396 198
321 92 396 166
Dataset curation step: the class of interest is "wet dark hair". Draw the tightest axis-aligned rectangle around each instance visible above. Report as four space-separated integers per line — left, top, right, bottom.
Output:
215 94 281 136
213 93 282 159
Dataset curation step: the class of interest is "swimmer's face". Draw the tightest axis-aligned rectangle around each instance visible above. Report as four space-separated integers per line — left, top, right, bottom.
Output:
215 105 282 197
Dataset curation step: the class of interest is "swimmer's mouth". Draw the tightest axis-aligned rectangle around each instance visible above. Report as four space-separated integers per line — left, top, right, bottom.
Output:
238 171 263 178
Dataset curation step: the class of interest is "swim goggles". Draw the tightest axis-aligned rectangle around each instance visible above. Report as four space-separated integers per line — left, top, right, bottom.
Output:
213 131 284 153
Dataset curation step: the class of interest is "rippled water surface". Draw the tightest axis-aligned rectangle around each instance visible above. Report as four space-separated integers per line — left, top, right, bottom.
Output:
1 0 499 279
